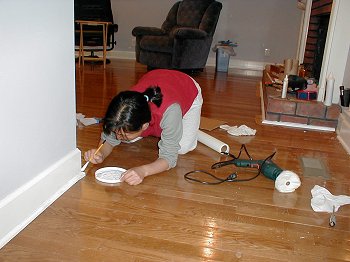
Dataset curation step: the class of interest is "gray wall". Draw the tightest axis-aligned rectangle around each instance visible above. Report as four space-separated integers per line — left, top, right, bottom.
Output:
110 0 303 64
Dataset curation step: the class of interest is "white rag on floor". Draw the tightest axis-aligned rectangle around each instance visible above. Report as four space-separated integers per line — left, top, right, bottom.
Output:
311 185 350 213
76 113 100 126
274 170 301 193
220 124 256 136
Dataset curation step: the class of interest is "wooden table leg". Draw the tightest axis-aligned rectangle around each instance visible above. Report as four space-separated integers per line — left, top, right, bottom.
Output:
79 23 85 67
103 24 107 69
78 23 83 68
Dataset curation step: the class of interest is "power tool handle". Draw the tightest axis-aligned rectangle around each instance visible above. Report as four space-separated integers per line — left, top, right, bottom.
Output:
233 159 261 168
211 159 236 169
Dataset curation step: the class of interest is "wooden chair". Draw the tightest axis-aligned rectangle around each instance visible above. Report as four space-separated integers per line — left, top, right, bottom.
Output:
74 0 118 68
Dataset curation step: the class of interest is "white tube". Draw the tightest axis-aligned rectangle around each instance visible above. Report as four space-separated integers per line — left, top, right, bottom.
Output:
284 59 292 76
291 59 299 75
281 75 288 99
197 130 230 153
324 73 335 106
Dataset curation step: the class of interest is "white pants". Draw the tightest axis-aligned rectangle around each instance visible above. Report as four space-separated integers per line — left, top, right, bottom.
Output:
178 78 203 154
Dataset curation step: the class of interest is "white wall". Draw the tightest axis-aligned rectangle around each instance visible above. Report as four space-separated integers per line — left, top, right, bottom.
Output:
319 0 350 104
0 0 81 248
343 47 350 91
215 0 302 63
110 0 302 65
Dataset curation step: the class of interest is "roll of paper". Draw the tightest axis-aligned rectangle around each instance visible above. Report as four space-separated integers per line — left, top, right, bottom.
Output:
284 59 292 76
324 73 335 106
197 130 230 153
291 59 299 75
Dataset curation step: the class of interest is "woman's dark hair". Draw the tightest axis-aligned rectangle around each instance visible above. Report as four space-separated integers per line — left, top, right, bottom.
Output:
103 86 163 135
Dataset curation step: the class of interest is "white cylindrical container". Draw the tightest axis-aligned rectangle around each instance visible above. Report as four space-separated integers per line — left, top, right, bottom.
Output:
197 130 229 153
284 59 292 76
324 73 335 106
317 84 325 102
281 75 288 98
291 59 299 75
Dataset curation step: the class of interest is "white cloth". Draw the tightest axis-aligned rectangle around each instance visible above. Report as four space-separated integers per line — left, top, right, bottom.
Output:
80 117 99 126
220 124 256 136
311 185 350 213
274 170 301 193
76 113 100 126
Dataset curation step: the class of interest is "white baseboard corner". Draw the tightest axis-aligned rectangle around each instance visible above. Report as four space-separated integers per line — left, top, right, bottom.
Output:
0 148 83 249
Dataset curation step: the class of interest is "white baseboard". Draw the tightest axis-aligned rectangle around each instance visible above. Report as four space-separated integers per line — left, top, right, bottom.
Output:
110 50 135 60
262 119 335 132
0 148 83 249
83 50 265 72
336 110 350 154
206 56 266 71
337 135 350 154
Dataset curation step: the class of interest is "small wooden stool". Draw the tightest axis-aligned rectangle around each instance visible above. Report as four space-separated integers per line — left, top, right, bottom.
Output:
75 20 112 69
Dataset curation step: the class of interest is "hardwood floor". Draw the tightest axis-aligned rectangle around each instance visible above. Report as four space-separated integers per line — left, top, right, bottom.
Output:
1 59 349 261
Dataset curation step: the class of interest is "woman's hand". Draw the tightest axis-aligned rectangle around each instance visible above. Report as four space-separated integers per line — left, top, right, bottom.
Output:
84 149 104 164
121 166 146 185
121 158 170 185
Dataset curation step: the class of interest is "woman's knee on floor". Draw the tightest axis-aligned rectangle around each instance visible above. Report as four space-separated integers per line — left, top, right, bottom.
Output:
178 141 197 155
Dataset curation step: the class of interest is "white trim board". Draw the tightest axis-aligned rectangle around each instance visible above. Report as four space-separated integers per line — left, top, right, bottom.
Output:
206 56 265 71
337 135 350 154
79 50 266 72
297 0 312 63
0 148 83 249
262 119 335 132
336 110 350 154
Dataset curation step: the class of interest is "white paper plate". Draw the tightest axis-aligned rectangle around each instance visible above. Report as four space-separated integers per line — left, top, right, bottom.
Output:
95 167 126 184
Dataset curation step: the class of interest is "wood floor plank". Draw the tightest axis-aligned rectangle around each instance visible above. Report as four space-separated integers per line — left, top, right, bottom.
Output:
1 59 349 261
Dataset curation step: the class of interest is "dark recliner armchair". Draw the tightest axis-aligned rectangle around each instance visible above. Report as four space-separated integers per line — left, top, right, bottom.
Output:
132 0 222 71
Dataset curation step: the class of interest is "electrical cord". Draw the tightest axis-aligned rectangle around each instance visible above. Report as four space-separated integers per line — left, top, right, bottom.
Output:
184 167 261 185
184 148 276 185
184 170 238 185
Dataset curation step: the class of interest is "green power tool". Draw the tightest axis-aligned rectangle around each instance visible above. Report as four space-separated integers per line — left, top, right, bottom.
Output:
211 146 301 193
212 157 282 180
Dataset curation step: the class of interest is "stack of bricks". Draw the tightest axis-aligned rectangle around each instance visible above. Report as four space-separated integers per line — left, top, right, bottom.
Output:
263 82 341 128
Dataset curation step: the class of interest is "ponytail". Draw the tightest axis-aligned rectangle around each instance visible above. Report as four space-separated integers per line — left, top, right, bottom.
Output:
142 86 163 107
